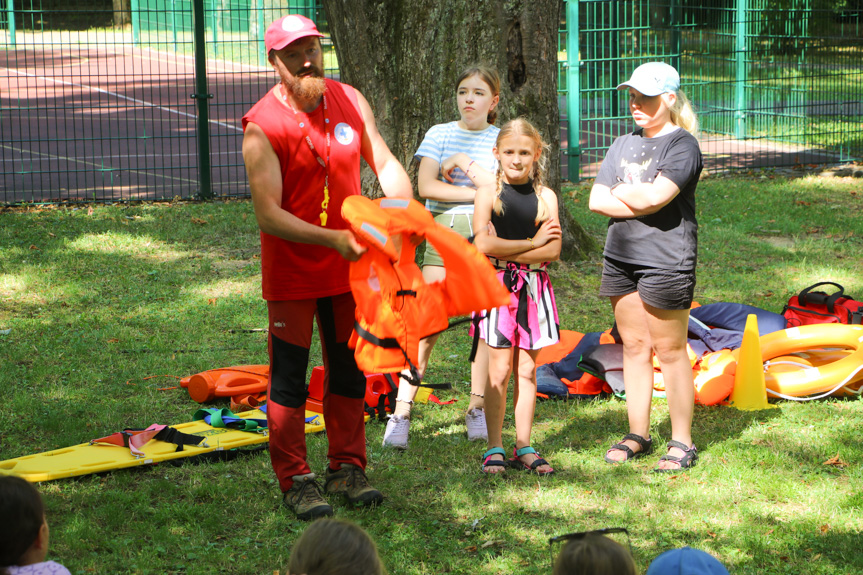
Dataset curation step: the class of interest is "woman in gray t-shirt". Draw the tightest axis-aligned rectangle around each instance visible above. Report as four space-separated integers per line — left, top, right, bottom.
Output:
589 62 703 473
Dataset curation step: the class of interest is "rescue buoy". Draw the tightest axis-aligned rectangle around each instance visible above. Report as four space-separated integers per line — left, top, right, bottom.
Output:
754 324 863 399
764 349 862 398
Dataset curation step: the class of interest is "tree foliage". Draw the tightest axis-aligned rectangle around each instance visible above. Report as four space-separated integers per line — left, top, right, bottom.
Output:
321 0 596 259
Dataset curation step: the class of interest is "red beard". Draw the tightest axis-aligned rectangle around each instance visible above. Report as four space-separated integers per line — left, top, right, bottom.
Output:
286 69 326 102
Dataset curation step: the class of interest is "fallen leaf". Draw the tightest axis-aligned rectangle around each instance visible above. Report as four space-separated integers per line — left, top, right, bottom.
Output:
191 217 208 225
820 524 830 534
208 298 217 305
823 455 848 468
29 245 39 250
106 338 119 343
707 531 717 538
87 206 94 215
464 546 477 553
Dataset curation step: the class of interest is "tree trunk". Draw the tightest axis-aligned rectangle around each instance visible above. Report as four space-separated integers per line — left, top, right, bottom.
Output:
320 0 595 259
113 0 131 27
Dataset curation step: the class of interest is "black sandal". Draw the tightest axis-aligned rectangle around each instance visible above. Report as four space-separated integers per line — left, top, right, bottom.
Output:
604 433 654 464
654 440 698 473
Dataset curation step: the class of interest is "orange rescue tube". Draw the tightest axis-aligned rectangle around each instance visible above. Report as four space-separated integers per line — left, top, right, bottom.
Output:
753 324 863 398
765 349 862 397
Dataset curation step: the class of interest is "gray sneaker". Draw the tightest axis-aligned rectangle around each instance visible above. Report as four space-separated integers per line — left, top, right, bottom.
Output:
324 464 384 507
382 414 410 449
465 408 488 441
282 473 333 521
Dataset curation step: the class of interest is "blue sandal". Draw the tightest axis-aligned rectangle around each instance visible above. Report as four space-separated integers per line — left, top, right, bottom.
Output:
654 440 698 473
510 446 555 476
481 447 508 474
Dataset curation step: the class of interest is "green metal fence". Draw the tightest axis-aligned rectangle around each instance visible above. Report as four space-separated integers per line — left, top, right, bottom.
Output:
1 0 331 203
1 1 861 204
562 0 862 180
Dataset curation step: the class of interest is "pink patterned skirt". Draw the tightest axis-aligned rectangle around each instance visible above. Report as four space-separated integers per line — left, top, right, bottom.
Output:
478 259 560 350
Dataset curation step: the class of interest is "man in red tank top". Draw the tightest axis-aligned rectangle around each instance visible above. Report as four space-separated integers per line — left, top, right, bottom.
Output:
242 14 412 521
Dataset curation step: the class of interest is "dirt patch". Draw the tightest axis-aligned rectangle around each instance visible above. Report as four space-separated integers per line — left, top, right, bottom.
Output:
760 236 797 249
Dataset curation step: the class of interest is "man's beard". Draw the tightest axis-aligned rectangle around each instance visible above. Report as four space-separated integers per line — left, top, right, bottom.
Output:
285 68 326 102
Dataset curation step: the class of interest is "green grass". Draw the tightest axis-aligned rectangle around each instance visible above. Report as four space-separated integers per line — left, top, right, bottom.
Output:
1 173 862 574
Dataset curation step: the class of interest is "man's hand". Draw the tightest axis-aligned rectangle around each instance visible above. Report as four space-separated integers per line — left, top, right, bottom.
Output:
333 229 367 261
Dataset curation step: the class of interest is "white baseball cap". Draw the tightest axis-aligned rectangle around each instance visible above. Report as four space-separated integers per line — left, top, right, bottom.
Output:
617 62 680 96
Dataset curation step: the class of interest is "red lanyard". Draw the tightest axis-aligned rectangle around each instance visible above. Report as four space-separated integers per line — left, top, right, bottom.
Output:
280 85 331 226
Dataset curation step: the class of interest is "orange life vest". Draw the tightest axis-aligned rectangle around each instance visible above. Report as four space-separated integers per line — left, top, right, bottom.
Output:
342 196 510 379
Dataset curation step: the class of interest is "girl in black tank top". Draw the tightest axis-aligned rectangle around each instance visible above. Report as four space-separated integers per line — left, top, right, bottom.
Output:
472 118 562 476
490 181 540 242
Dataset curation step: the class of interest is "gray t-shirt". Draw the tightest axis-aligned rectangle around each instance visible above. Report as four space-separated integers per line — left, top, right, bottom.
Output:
595 127 702 270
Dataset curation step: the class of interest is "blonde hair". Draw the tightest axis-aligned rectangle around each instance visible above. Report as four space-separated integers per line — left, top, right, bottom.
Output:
456 65 501 125
492 117 550 224
670 89 698 136
288 518 385 575
553 534 637 575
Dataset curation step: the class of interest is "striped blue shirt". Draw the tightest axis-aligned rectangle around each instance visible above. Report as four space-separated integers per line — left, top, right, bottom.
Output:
414 121 500 215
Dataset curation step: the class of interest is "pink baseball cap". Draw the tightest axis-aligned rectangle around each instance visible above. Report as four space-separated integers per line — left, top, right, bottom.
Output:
265 14 324 52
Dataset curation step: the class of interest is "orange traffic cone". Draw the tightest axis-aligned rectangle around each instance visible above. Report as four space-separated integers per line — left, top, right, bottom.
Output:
729 314 778 410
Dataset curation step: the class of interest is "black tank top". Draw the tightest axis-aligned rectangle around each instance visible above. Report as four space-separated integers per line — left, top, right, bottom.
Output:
490 181 541 241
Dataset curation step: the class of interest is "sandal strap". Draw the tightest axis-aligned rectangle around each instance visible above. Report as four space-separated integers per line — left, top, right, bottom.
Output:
622 433 652 450
528 457 549 470
483 447 506 460
514 446 538 457
482 447 509 471
667 440 695 453
607 443 635 458
656 442 699 472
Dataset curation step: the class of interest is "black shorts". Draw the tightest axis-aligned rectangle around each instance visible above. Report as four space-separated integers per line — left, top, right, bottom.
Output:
599 257 695 311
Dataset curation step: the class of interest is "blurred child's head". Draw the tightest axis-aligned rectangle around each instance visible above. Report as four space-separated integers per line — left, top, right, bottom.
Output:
0 475 48 571
456 65 501 125
552 532 637 575
646 546 729 575
287 518 385 575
